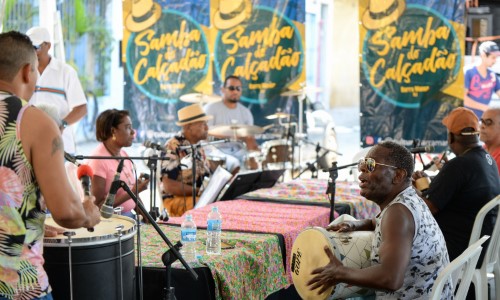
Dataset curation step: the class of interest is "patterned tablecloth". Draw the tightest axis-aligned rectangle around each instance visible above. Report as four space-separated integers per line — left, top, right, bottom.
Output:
138 223 288 300
242 179 380 219
163 200 331 282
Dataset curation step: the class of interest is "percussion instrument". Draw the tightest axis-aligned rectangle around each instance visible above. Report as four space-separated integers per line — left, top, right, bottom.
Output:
280 86 322 97
179 93 222 103
44 215 137 300
261 139 293 169
245 150 263 170
291 227 374 300
266 112 291 120
207 155 227 172
208 124 264 138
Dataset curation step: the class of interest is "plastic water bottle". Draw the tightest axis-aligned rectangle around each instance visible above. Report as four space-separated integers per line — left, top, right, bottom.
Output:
180 214 197 262
206 206 222 255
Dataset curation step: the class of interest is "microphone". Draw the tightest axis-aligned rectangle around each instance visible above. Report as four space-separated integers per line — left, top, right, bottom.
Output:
100 159 125 219
143 140 168 153
76 164 93 196
64 151 81 166
410 145 435 154
76 164 95 232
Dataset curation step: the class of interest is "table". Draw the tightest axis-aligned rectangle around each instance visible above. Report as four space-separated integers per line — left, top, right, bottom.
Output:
241 179 380 219
138 223 288 299
164 200 332 282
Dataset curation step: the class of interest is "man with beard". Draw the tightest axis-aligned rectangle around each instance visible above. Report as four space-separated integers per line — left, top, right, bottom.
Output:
308 141 451 299
204 75 259 173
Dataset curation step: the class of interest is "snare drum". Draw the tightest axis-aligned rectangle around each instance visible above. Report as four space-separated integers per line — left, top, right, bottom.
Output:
261 139 293 169
291 227 374 299
44 215 137 300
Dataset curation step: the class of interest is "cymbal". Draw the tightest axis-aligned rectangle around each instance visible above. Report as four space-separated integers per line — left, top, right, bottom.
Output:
266 112 291 120
208 124 264 137
180 93 222 103
280 86 323 97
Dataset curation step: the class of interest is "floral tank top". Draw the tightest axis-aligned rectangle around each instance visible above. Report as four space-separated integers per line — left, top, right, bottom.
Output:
0 96 49 299
371 187 453 299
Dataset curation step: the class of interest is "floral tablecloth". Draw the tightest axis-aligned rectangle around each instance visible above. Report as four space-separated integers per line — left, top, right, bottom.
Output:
138 223 288 300
242 179 380 219
163 199 331 282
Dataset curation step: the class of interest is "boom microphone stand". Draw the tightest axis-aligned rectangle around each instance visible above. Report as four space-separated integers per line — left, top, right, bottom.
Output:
324 162 358 222
113 180 198 300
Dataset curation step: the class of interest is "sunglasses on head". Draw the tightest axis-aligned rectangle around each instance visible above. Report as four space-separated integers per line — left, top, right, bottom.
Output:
358 158 398 173
480 118 494 126
226 85 242 92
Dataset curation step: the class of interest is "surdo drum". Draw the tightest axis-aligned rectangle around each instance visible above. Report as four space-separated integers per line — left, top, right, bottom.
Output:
291 227 374 299
43 215 137 300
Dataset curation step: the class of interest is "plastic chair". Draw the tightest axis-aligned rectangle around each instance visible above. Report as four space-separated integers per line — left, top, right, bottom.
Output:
430 236 489 300
469 194 500 300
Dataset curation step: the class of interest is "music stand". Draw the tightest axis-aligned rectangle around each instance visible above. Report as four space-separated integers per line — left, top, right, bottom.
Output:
218 169 285 201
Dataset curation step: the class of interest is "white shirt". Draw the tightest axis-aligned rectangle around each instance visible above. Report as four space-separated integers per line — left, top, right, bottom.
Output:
29 57 86 153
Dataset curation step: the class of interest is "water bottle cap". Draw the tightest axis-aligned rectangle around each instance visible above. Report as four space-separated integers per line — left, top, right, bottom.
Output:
212 206 218 212
186 214 192 221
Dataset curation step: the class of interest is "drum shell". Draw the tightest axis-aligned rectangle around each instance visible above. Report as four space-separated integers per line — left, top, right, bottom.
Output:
44 216 136 300
291 227 374 300
261 139 293 169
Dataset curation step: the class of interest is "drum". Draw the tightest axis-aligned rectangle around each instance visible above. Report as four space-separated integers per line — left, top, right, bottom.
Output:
44 215 137 300
261 139 293 169
207 155 227 172
244 150 263 170
291 227 374 300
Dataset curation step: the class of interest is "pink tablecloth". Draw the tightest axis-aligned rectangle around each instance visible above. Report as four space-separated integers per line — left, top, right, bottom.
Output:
163 199 331 282
242 179 380 219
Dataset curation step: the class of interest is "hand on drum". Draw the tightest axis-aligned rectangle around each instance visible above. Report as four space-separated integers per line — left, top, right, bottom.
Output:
307 245 343 295
44 224 66 237
82 195 101 228
326 221 356 233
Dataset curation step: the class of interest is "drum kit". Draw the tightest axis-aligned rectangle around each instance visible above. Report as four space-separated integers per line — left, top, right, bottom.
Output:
173 87 333 174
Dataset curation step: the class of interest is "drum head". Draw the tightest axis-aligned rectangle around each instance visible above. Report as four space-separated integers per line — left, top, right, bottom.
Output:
291 227 334 300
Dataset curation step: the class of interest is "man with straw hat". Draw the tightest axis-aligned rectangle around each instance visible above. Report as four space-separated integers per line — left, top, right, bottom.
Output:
160 104 213 216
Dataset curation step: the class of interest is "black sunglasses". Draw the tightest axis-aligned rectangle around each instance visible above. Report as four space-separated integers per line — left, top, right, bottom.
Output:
226 86 242 92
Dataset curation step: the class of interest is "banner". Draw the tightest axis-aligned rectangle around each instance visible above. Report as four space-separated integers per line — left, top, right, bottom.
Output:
122 0 305 142
359 0 466 150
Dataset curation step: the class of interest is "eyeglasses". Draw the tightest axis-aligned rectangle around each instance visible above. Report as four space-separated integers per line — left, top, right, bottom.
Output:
226 86 242 92
358 158 398 173
480 118 494 126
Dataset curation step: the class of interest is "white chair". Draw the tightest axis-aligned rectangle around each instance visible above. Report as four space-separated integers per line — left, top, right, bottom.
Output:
469 195 500 300
430 236 489 300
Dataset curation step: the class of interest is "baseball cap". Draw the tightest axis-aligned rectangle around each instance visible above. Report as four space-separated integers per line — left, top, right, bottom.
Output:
442 107 480 135
26 26 51 46
479 41 500 56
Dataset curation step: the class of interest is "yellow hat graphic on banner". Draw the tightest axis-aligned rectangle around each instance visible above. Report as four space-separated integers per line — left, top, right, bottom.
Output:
213 0 252 30
126 0 162 32
362 0 406 30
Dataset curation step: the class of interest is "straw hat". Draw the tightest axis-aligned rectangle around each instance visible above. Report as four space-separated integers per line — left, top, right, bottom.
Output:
362 0 406 30
176 104 213 126
125 0 162 32
213 0 252 30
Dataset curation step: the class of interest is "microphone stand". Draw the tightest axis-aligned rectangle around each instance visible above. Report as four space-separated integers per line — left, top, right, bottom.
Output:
146 154 160 221
113 180 198 300
324 162 358 222
72 154 171 299
294 139 343 179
